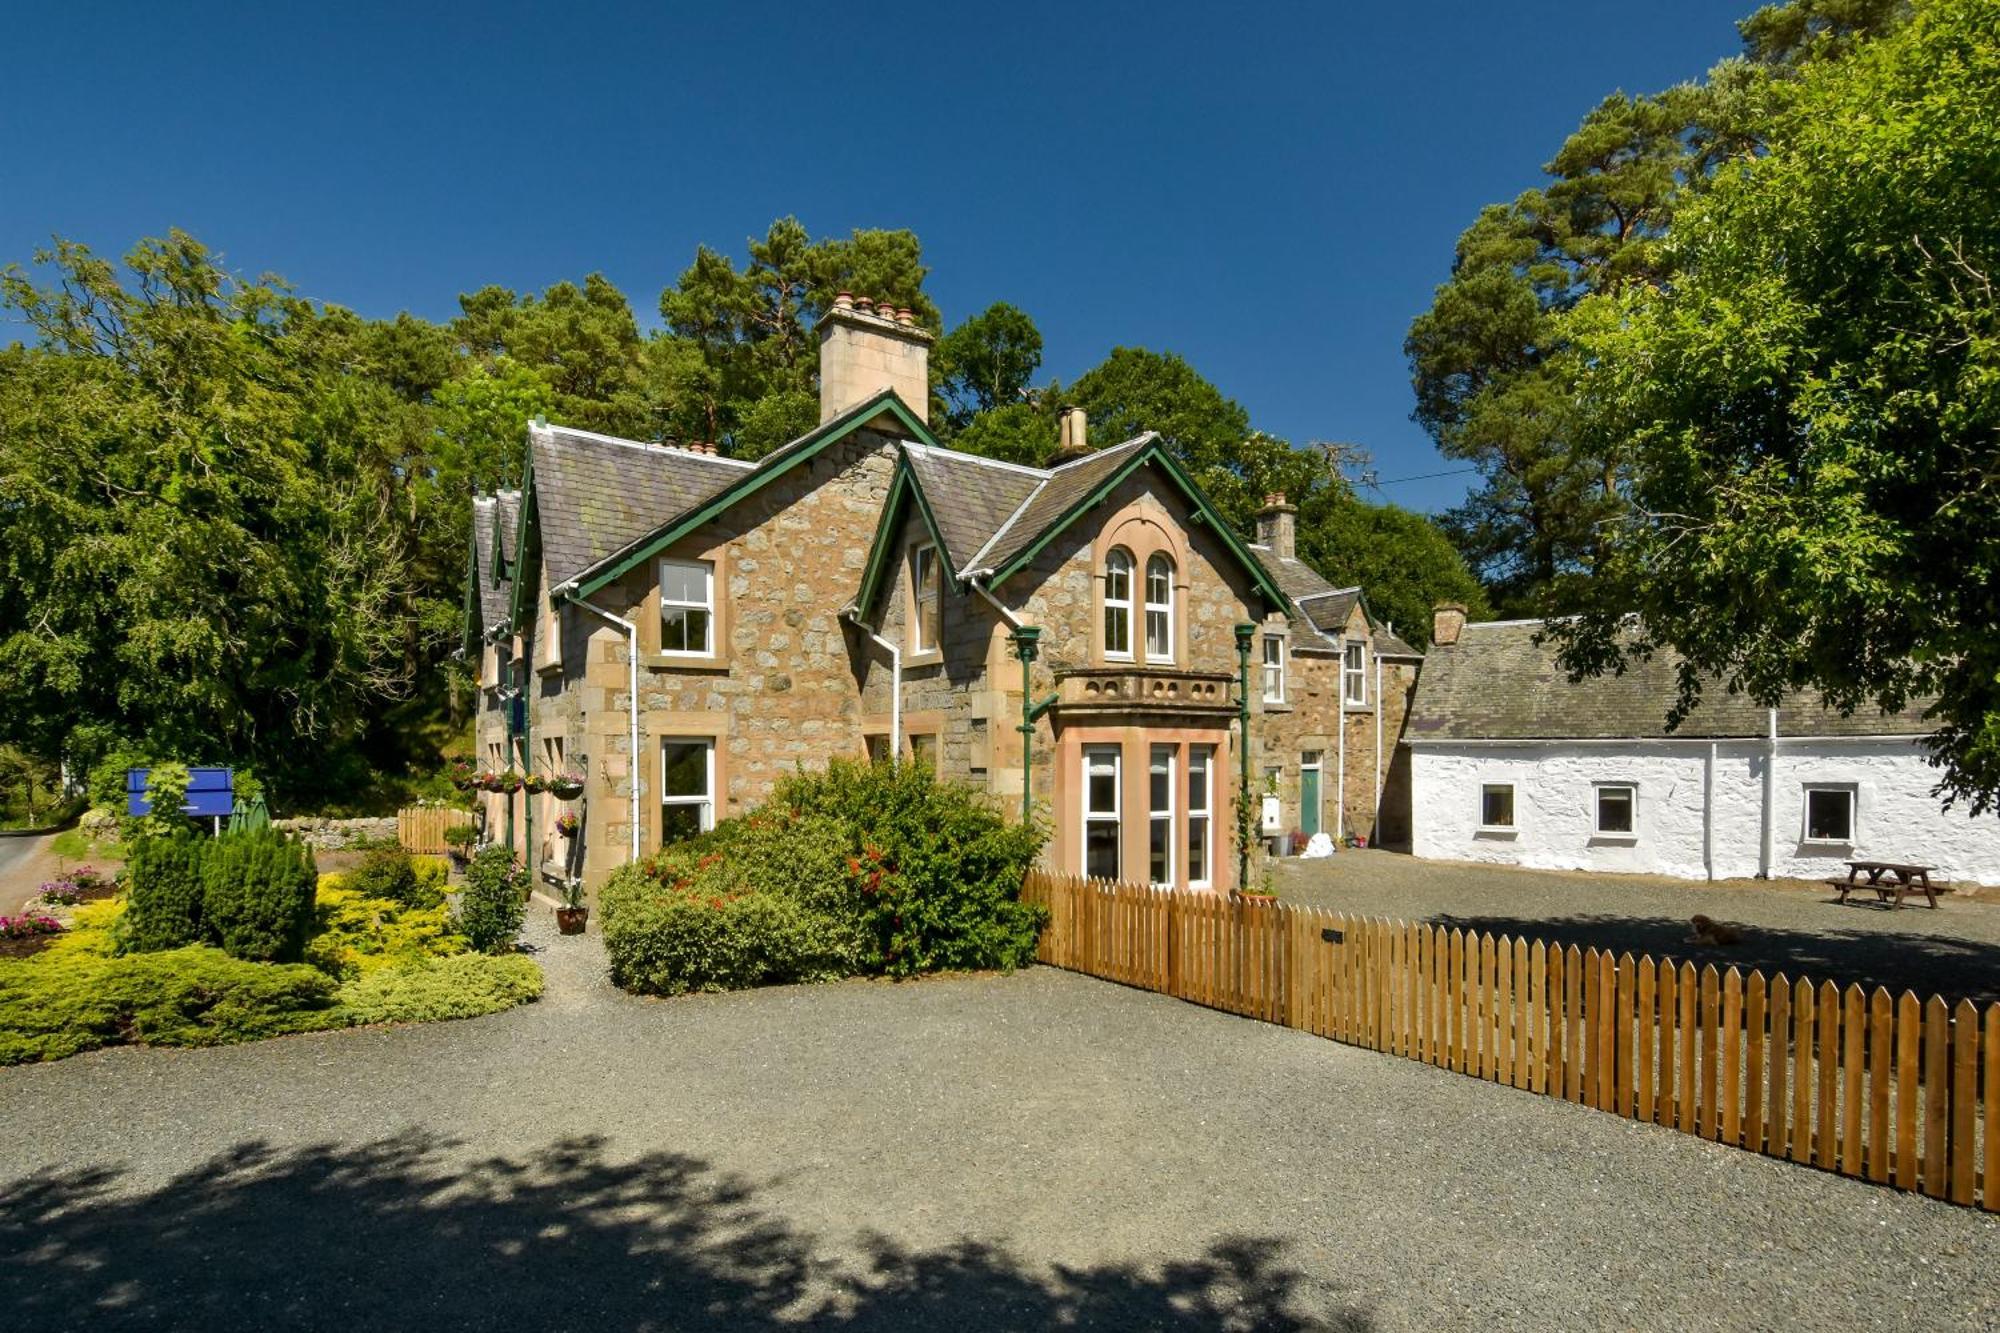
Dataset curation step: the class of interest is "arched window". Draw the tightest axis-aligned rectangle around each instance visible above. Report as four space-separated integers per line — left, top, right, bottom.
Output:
1144 554 1175 661
1103 547 1134 658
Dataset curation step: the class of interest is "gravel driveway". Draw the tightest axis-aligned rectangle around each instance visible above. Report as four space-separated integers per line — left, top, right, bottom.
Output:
1274 851 2000 1006
2 917 1995 1331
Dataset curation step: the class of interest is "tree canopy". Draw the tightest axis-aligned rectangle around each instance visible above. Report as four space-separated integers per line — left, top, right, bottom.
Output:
1544 0 2000 810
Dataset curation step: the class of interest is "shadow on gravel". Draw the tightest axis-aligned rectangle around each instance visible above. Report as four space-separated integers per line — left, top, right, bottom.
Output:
0 1131 1367 1332
1428 911 2000 1006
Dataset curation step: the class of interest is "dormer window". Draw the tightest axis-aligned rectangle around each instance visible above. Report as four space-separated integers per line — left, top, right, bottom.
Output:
1144 554 1175 662
911 544 941 654
659 558 714 655
1103 548 1134 659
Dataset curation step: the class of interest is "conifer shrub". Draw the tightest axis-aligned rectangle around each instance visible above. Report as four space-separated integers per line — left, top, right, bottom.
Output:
457 845 527 954
121 835 206 952
341 845 445 909
200 829 318 963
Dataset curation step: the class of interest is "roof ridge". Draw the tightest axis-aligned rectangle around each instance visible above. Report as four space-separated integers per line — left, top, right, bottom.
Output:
540 422 757 469
1047 431 1156 473
904 439 1049 479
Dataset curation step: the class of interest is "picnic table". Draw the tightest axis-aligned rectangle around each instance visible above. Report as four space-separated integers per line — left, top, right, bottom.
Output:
1826 860 1942 910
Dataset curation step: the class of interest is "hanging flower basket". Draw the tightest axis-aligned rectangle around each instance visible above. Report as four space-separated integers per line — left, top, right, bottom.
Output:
548 771 586 800
522 773 550 795
492 770 524 794
555 813 580 838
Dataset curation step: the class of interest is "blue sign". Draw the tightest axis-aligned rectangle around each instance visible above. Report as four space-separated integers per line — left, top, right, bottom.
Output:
126 767 236 819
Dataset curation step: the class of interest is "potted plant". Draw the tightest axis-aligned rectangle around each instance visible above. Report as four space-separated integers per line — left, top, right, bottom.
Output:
522 772 549 795
443 822 478 864
492 769 523 794
555 879 589 935
555 812 580 838
449 758 476 791
548 768 586 800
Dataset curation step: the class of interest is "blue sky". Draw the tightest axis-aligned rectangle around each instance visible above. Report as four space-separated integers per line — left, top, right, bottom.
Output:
1 1 1753 513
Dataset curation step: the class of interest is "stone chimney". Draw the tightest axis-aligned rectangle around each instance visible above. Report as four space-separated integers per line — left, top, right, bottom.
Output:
1052 407 1091 464
1255 492 1296 560
816 291 933 424
1432 602 1468 647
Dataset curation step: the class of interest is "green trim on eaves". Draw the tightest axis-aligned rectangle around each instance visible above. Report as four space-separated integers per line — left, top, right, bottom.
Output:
988 442 1290 612
570 388 936 600
852 454 960 622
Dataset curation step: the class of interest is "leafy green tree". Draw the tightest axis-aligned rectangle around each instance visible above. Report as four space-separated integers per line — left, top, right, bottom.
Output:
659 217 940 456
935 302 1043 429
1547 0 1998 809
1300 499 1490 650
1406 0 1909 614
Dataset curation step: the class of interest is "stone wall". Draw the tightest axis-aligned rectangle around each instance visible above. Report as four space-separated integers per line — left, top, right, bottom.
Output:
273 816 399 850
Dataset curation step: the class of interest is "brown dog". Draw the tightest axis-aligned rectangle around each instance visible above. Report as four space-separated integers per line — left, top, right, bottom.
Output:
1687 914 1743 946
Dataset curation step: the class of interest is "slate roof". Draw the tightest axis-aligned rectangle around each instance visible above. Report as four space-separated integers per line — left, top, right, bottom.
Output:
1375 628 1424 661
901 443 1043 574
469 491 520 635
528 424 751 589
966 433 1157 575
1406 619 1933 742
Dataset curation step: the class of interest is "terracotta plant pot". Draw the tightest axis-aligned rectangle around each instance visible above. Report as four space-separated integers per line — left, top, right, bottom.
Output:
555 905 589 935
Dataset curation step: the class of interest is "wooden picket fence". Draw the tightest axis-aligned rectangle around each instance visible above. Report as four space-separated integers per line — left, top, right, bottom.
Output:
396 806 475 855
1021 870 2000 1210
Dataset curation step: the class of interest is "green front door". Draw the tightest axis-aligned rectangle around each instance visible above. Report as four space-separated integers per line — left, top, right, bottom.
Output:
1299 754 1322 837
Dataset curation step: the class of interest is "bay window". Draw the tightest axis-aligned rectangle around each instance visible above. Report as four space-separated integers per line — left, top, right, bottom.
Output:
1083 745 1122 880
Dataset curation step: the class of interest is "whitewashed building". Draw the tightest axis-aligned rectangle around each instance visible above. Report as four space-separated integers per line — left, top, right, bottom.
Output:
1403 607 2000 887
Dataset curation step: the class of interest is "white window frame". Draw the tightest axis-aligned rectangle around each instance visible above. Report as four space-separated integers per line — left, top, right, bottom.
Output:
1143 554 1175 663
1148 745 1176 888
1187 746 1214 890
659 737 714 844
1342 640 1367 705
910 543 941 654
1262 633 1286 704
1593 783 1637 838
1479 782 1517 833
1802 784 1858 845
1103 549 1134 660
657 557 715 657
1083 744 1122 880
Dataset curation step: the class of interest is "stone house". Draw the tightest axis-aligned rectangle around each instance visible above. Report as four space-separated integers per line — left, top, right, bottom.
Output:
1403 607 2000 886
466 295 1418 894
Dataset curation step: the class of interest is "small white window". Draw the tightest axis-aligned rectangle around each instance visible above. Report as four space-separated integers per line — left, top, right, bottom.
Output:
1148 745 1176 887
1144 554 1175 662
1187 746 1214 889
1804 786 1856 843
1595 784 1636 836
658 558 714 655
1342 641 1367 705
659 738 714 844
1262 634 1286 704
911 544 941 653
1103 549 1134 659
1480 783 1516 831
1083 745 1122 880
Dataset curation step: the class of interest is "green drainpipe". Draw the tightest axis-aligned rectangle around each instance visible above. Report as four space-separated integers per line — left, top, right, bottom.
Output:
1011 625 1043 823
1234 622 1256 893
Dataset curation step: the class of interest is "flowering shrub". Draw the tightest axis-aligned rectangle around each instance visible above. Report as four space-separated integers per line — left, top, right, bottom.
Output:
1 914 65 939
600 761 1047 994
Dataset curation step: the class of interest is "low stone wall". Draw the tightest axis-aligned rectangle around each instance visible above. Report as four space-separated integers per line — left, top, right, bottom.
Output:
272 816 398 850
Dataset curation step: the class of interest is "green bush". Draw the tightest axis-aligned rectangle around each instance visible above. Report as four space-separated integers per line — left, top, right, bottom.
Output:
457 845 526 954
600 762 1046 995
342 845 444 909
773 759 1047 976
332 953 544 1025
600 816 872 996
306 880 466 979
200 829 318 963
121 835 206 952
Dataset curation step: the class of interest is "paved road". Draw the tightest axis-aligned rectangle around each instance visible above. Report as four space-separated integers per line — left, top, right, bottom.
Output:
2 918 1995 1331
1276 851 2000 1005
0 832 56 913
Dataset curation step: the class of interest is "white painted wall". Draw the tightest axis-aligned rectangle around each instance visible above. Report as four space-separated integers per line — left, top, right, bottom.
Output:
1410 737 2000 886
